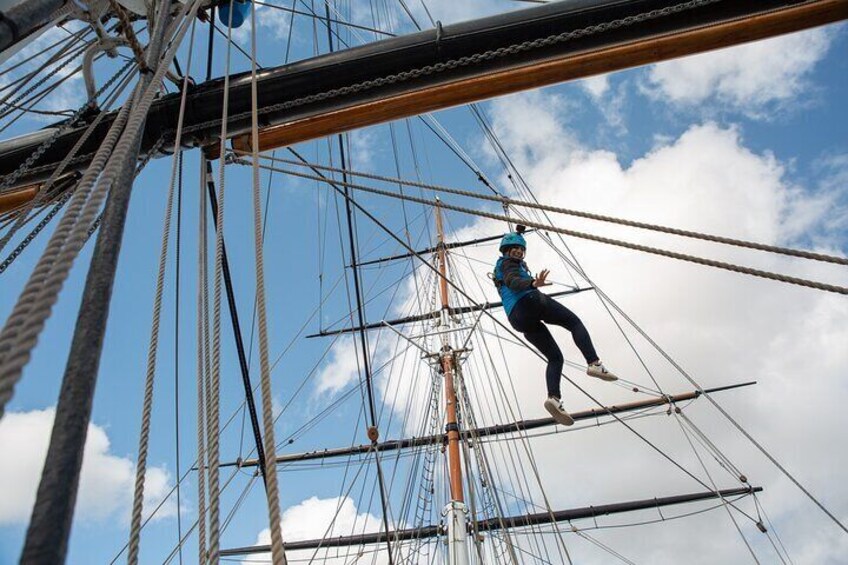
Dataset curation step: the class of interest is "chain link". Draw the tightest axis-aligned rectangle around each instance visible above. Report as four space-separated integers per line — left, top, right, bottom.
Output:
0 59 136 194
184 0 722 138
0 188 74 274
0 135 163 275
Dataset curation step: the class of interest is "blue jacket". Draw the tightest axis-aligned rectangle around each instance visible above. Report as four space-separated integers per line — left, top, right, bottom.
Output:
493 256 537 316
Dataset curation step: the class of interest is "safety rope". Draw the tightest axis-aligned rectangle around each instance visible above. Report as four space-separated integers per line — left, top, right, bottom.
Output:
248 153 848 267
248 0 287 561
126 7 197 563
245 161 848 295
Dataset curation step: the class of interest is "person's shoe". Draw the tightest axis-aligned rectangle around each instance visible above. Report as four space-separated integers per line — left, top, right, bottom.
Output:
587 361 618 382
544 397 574 426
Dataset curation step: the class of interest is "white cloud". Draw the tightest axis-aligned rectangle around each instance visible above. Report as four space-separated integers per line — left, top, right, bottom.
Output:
642 27 836 116
581 74 610 99
230 3 292 45
0 407 177 526
251 496 384 563
357 91 848 562
403 0 520 27
315 338 361 396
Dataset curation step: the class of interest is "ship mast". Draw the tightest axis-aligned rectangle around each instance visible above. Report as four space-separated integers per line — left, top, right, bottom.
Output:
434 200 471 565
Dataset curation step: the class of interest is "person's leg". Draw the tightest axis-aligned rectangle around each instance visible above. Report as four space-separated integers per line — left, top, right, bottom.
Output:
537 294 599 365
521 322 564 399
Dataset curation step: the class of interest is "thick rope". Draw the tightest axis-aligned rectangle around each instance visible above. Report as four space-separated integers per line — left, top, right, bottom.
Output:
107 0 150 73
127 8 197 563
245 162 848 295
207 1 237 559
196 155 209 564
248 1 287 562
0 60 136 258
247 154 848 267
0 0 204 418
0 93 135 417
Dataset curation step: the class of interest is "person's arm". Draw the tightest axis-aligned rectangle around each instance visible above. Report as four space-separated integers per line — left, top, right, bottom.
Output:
501 258 534 291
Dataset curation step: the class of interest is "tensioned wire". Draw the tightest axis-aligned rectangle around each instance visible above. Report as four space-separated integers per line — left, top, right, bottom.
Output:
671 410 761 563
0 25 90 81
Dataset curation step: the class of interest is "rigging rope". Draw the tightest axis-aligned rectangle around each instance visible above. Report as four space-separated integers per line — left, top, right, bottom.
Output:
207 1 238 559
245 161 848 295
196 155 210 565
248 0 288 561
0 0 203 418
246 153 848 267
127 1 190 561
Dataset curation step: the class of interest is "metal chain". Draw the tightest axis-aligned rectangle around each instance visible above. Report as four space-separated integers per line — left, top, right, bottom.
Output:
0 183 75 274
0 59 136 194
244 153 848 266
0 63 137 259
185 0 722 137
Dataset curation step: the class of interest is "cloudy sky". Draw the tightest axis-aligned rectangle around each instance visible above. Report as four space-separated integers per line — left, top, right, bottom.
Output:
0 1 846 563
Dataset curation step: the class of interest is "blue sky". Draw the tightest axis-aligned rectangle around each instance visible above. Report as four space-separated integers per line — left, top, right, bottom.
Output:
0 2 846 563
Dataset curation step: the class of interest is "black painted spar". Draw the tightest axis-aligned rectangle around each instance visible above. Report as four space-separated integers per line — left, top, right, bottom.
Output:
0 0 839 189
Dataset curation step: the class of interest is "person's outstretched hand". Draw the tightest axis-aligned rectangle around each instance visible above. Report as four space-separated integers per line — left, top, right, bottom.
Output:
533 269 551 288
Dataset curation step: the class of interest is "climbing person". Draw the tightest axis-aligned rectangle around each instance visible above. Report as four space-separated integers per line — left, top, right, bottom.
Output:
492 229 618 426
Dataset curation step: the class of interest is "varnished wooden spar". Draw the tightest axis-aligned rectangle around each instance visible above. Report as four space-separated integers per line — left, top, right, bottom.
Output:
221 381 756 469
229 0 848 155
1 0 846 209
219 485 763 556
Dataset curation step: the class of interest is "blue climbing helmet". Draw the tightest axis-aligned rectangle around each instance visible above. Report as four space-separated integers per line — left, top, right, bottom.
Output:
499 232 526 252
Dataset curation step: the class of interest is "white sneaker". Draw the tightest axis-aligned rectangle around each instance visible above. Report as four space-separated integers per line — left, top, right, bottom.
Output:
544 397 574 426
587 361 618 382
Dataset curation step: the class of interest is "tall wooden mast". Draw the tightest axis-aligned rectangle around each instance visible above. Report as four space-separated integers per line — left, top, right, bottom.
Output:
434 200 470 565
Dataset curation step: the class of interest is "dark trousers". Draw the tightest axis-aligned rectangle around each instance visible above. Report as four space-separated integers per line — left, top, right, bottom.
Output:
507 292 599 398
